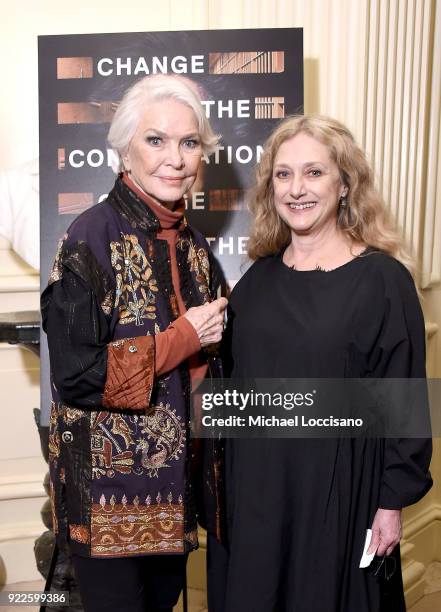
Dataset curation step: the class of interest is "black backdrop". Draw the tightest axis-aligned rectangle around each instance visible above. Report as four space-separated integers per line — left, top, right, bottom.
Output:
38 28 303 423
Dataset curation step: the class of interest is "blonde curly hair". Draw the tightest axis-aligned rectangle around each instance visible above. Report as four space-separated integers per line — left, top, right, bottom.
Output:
247 114 414 275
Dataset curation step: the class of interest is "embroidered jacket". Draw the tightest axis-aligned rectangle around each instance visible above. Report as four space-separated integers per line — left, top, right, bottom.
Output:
41 177 224 558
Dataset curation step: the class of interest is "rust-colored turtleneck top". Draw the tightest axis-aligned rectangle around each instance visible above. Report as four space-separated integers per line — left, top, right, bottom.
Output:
123 174 208 382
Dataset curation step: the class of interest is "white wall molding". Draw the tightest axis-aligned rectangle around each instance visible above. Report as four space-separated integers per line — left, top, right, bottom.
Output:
0 521 44 545
403 502 441 541
402 554 427 608
0 523 44 584
425 322 439 339
0 276 39 293
0 475 45 503
0 473 46 584
421 0 441 288
402 502 441 606
364 0 436 277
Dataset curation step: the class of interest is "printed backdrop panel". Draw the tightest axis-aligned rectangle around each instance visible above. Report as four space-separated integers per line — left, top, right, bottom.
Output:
39 28 303 423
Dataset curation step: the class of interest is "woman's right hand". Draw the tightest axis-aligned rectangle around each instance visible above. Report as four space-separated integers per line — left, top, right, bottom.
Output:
184 297 228 348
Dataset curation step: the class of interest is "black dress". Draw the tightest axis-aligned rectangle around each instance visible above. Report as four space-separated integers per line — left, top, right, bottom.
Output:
222 250 432 612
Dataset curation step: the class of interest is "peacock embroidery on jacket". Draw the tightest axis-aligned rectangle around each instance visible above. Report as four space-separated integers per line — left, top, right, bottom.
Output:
111 233 158 325
90 404 186 480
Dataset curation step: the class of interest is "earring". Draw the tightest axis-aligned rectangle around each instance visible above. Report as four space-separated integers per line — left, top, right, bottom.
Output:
337 194 350 226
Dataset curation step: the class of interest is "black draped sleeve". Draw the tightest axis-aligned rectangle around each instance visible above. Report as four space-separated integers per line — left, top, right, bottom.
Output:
369 261 433 509
42 267 110 407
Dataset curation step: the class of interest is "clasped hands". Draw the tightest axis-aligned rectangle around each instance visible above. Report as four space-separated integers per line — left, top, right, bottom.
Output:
184 297 228 348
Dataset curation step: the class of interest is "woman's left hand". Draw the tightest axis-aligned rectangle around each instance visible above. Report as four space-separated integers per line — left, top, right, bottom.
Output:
367 508 402 556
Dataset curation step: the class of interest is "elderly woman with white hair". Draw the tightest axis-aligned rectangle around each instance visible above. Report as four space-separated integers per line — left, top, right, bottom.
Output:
41 74 227 612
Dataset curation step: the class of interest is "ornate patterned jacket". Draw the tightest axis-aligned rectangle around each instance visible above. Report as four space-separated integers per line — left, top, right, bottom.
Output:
41 177 224 558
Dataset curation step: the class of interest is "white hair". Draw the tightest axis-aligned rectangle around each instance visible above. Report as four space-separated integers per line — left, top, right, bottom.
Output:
108 74 219 172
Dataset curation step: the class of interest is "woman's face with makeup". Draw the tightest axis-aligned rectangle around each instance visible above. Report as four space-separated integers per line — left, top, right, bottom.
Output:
123 98 202 207
272 132 347 236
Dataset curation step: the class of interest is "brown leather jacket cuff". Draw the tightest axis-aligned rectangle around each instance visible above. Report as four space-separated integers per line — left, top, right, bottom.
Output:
102 336 155 410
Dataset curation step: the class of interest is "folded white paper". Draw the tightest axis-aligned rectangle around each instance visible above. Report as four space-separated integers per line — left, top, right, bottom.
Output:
359 529 377 568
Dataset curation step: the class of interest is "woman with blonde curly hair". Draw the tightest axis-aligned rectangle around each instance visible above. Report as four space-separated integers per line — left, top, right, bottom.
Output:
218 115 432 612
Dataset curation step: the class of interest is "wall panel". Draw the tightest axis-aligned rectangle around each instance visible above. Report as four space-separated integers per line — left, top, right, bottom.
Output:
363 0 437 280
421 0 441 287
169 0 208 30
